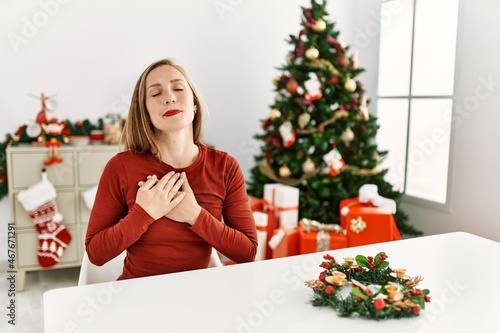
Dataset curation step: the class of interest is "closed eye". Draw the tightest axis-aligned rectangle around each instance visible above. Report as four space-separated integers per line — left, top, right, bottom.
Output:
151 92 161 97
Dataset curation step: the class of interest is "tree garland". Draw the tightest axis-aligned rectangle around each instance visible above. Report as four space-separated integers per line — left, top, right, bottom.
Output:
305 252 431 319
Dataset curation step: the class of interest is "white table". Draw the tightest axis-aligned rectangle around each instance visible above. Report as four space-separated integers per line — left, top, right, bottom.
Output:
44 232 500 333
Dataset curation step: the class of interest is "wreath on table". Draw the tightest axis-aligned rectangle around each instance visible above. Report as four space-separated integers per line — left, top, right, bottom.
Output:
305 252 431 320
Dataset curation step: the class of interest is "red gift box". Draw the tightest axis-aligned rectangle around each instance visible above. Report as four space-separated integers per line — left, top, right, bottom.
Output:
298 219 348 254
339 198 401 247
268 227 299 259
249 196 276 259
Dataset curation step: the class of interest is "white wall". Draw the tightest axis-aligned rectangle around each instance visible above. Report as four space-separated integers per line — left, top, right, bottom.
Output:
0 0 368 228
3 0 497 244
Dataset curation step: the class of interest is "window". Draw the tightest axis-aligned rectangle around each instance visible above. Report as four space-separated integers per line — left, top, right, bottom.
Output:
376 0 459 205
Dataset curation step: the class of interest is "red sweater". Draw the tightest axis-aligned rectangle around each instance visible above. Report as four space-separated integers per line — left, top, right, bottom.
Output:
85 145 258 280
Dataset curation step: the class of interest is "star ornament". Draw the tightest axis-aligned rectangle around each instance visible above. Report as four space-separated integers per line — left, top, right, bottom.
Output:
350 216 367 234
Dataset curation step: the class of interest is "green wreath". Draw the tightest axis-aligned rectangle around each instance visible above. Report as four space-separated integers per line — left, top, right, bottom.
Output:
305 252 431 320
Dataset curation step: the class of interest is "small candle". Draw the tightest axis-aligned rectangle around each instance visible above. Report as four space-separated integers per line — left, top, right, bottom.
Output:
332 271 346 284
343 257 354 267
394 268 406 279
325 271 346 285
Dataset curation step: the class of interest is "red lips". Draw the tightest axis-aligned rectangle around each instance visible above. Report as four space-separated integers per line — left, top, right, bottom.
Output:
163 109 181 117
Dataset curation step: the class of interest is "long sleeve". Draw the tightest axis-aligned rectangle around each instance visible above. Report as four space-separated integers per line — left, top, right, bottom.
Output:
189 156 258 263
85 155 155 266
84 147 258 279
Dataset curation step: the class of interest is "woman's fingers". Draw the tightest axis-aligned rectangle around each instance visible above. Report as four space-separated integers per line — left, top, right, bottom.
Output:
168 177 184 199
135 172 188 220
138 174 157 190
169 191 186 208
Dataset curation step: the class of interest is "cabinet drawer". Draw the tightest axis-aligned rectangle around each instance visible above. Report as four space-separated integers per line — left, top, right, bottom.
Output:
13 191 77 228
9 151 75 188
77 150 117 186
17 227 78 268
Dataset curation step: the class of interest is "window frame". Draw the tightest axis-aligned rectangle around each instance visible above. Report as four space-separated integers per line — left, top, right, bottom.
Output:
374 0 462 212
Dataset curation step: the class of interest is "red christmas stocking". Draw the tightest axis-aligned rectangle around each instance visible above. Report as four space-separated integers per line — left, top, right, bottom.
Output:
17 170 72 268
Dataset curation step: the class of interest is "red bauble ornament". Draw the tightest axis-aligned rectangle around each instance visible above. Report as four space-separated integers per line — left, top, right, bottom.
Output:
412 305 420 314
373 298 386 311
338 56 349 67
319 273 327 282
325 285 335 295
286 78 299 94
329 76 339 85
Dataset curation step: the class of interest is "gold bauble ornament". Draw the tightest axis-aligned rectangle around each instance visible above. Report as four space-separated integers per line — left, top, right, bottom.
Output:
270 108 281 119
298 113 311 129
341 127 355 143
312 19 326 32
302 158 315 174
344 78 357 92
305 46 319 60
279 165 292 178
273 76 281 86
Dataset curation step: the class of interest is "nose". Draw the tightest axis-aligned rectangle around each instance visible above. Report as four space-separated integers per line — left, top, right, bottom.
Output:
164 93 176 105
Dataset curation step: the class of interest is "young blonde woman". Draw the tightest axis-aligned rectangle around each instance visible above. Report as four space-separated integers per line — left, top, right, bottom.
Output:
85 59 257 280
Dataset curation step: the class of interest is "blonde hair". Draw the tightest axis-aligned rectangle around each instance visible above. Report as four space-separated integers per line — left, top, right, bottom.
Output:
121 58 206 156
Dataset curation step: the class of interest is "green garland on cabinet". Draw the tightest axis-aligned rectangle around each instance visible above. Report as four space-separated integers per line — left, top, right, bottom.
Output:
0 119 103 200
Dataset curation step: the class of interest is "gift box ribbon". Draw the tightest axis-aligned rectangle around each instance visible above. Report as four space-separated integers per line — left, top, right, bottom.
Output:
250 198 298 214
299 218 345 252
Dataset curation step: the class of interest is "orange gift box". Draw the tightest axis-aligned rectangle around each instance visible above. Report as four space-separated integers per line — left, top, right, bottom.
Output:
298 219 348 254
268 227 299 259
339 198 401 247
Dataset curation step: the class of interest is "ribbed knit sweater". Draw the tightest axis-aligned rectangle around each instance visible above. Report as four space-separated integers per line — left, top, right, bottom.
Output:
85 145 257 280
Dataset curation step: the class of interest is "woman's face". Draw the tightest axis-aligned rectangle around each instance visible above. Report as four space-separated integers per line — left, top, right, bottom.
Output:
145 65 196 135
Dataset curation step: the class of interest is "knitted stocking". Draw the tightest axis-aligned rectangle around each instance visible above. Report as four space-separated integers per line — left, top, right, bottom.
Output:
17 170 72 268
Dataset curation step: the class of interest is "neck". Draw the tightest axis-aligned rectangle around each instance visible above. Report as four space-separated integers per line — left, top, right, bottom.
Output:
155 132 199 168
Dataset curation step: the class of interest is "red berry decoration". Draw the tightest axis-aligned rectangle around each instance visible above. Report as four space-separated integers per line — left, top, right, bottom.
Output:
325 285 335 295
323 254 336 262
424 295 431 303
373 298 386 311
319 273 327 282
321 262 332 269
364 289 372 297
412 306 420 314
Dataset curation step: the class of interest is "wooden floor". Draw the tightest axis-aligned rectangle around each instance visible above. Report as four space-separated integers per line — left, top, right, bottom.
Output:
0 264 80 333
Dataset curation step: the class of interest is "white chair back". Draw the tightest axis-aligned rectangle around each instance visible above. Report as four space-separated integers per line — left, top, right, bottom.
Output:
78 248 222 286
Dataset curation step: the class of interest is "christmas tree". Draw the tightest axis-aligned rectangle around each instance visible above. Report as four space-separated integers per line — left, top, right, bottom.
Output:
246 0 421 236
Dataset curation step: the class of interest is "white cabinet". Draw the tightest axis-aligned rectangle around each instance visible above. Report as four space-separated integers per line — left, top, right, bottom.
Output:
7 144 119 290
